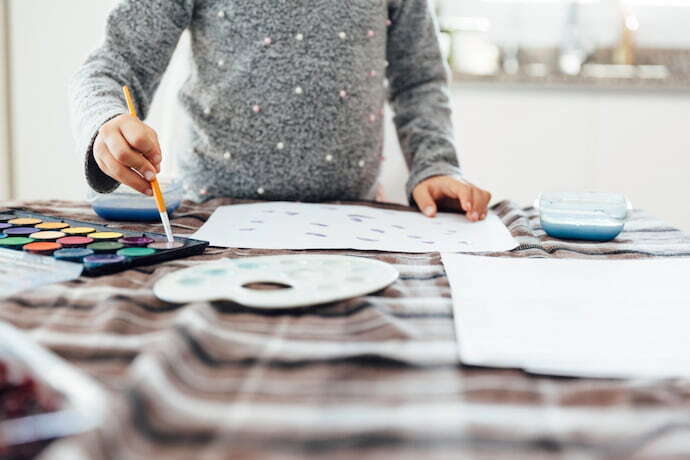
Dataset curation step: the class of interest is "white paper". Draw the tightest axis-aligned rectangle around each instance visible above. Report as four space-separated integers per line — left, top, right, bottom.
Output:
442 253 690 379
0 248 83 298
192 202 517 253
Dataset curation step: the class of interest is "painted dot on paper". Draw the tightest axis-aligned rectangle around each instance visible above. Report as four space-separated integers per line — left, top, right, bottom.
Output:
356 237 379 242
239 228 256 232
408 235 421 239
311 223 329 227
370 229 385 234
306 232 327 238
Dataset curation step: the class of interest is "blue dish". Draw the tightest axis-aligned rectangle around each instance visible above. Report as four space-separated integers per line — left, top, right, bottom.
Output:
537 192 631 242
88 179 182 222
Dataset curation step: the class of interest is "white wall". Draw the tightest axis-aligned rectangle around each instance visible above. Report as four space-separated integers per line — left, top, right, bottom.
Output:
0 1 11 200
8 0 119 201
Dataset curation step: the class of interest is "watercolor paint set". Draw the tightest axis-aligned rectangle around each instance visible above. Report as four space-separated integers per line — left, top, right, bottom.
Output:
0 210 208 276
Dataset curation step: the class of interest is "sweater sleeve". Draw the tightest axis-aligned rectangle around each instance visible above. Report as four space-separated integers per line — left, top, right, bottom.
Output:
386 0 462 205
69 0 194 193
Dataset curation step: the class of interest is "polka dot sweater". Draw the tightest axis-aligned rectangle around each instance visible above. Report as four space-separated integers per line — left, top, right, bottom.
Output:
70 0 462 204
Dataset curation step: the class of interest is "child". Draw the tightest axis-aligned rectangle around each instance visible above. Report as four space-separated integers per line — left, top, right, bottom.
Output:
70 0 491 221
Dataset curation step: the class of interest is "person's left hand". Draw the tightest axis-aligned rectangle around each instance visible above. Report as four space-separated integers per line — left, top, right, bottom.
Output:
412 176 491 222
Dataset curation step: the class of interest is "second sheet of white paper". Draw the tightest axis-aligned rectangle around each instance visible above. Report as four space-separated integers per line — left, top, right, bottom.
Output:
442 253 690 379
192 202 517 253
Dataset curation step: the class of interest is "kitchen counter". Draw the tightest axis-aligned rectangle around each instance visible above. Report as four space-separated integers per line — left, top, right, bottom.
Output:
452 48 690 91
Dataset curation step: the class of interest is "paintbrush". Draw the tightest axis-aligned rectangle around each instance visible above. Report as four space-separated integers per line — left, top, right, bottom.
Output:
122 85 174 243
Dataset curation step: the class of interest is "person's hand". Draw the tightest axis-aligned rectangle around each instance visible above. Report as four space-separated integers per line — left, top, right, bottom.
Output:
412 175 491 222
93 114 162 196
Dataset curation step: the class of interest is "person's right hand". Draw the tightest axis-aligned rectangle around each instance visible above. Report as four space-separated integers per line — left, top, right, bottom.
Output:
93 114 162 196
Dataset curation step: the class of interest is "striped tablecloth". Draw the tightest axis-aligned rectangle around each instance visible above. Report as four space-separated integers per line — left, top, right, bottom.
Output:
3 199 690 460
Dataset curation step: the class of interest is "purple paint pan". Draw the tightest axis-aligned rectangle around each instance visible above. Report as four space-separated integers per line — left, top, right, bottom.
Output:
83 254 126 269
3 227 38 237
0 223 12 231
118 236 155 247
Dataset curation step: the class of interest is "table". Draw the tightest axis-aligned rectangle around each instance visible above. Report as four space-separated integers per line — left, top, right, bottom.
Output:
3 199 690 460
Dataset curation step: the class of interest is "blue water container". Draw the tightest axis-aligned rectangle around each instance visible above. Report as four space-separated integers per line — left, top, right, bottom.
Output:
536 192 631 242
88 179 183 222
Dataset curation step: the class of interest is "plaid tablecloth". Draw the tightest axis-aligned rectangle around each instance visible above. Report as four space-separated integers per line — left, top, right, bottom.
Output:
3 199 690 460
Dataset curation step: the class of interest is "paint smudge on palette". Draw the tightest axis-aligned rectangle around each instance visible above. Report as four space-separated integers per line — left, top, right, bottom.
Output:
306 232 327 238
180 277 203 286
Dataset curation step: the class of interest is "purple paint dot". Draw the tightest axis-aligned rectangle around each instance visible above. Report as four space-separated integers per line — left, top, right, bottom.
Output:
310 223 329 227
306 232 327 238
392 225 404 229
370 229 385 234
422 241 434 244
356 237 379 242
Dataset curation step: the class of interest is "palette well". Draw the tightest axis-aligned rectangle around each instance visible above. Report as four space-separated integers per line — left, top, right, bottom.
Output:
0 210 208 276
154 255 399 308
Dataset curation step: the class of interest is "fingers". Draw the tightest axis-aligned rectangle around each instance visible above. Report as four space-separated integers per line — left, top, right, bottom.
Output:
412 184 437 218
438 178 491 222
474 188 492 220
442 181 474 219
94 133 153 196
95 115 161 189
119 116 162 172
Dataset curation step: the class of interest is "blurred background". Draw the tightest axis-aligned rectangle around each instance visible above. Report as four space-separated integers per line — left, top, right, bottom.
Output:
0 0 688 230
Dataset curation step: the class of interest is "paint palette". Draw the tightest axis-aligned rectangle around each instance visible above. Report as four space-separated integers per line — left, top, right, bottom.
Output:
154 255 399 308
0 210 208 276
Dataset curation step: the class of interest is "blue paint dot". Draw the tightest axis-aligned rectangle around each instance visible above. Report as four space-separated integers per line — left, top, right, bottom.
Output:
238 262 260 269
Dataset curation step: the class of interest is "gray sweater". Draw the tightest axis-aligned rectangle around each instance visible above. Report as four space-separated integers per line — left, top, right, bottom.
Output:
70 0 462 203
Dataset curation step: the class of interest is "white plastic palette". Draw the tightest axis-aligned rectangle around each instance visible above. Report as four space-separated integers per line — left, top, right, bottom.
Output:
154 255 399 308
